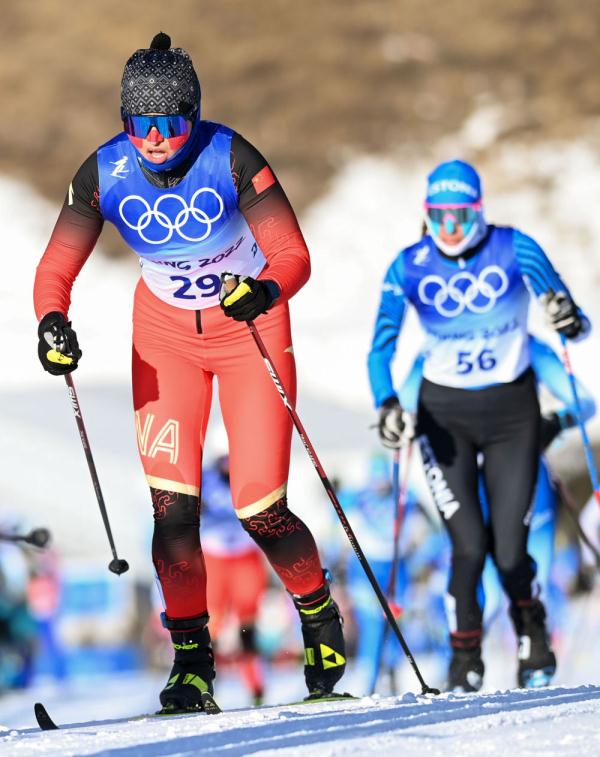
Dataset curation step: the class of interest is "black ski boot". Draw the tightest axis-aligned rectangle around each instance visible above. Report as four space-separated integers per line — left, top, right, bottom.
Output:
510 599 556 688
447 633 484 692
292 574 348 699
158 617 217 714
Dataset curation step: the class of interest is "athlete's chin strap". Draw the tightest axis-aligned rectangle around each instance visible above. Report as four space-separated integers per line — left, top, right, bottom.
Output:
427 212 488 257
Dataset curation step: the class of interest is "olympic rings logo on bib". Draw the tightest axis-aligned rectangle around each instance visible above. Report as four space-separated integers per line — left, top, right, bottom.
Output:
119 188 224 245
418 265 509 317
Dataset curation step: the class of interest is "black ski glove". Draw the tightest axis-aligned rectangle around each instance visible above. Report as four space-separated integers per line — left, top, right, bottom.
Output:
540 412 562 452
37 311 82 375
377 396 415 449
219 274 279 321
543 290 583 339
540 410 576 451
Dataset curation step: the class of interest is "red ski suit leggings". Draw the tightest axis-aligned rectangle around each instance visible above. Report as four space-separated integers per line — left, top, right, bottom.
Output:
134 278 294 513
133 279 324 622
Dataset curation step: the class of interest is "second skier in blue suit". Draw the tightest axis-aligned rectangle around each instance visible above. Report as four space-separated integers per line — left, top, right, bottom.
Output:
368 159 590 691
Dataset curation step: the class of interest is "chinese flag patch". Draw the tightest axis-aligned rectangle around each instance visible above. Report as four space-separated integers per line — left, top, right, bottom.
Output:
251 166 276 195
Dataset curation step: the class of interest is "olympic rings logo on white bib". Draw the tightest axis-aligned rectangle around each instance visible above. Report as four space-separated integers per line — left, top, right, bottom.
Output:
119 188 224 245
418 265 509 317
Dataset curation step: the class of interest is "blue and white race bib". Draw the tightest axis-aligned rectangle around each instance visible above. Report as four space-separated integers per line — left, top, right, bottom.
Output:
98 122 266 310
402 228 530 387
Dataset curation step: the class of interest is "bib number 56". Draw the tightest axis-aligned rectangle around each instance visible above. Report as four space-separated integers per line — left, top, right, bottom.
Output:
456 348 497 375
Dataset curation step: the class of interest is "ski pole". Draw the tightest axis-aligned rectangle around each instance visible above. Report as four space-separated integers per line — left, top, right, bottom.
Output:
0 528 51 549
370 442 414 694
389 442 413 599
64 374 129 575
554 475 600 570
559 335 600 509
369 449 401 695
243 318 438 695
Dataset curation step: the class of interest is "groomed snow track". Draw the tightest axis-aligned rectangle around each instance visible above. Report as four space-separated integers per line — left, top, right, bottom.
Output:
3 685 600 756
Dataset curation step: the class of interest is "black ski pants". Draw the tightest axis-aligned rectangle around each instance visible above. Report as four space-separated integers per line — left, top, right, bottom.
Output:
417 369 540 635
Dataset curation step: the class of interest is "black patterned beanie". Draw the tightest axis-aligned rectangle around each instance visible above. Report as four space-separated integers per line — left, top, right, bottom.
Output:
120 32 201 118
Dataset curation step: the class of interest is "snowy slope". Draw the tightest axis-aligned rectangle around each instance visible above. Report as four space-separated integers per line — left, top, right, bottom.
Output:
2 685 600 756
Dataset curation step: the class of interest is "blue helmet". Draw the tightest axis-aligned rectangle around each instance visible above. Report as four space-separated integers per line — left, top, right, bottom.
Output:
425 160 482 206
424 160 487 256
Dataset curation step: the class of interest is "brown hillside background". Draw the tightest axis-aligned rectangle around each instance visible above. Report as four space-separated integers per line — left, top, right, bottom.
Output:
3 0 600 223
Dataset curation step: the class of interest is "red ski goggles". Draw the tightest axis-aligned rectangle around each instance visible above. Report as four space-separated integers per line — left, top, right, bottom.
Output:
123 114 190 140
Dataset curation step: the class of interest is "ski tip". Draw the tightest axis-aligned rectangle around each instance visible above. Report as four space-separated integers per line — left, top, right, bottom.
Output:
34 702 59 730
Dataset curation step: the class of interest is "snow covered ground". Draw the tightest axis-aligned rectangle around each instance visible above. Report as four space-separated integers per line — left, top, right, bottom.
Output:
1 682 600 756
0 584 599 754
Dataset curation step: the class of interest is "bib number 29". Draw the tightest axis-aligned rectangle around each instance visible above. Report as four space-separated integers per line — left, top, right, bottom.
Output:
456 348 496 375
170 274 220 300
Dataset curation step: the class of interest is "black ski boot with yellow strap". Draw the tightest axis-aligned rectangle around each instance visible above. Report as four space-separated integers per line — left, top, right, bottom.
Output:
158 614 220 714
292 573 350 701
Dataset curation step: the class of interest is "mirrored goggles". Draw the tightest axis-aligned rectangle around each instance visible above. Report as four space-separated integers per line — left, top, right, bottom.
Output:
426 205 480 225
123 114 190 139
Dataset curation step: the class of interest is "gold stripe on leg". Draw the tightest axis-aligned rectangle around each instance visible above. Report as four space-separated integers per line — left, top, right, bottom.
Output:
146 475 200 497
235 483 288 519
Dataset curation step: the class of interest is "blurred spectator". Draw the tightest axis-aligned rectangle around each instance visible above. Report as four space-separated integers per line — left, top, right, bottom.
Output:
27 548 67 681
202 455 268 705
0 514 37 691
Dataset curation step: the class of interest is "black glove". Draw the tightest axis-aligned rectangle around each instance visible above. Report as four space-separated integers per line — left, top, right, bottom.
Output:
219 274 279 321
377 396 415 449
540 412 562 452
544 290 583 339
37 311 82 375
540 410 576 451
